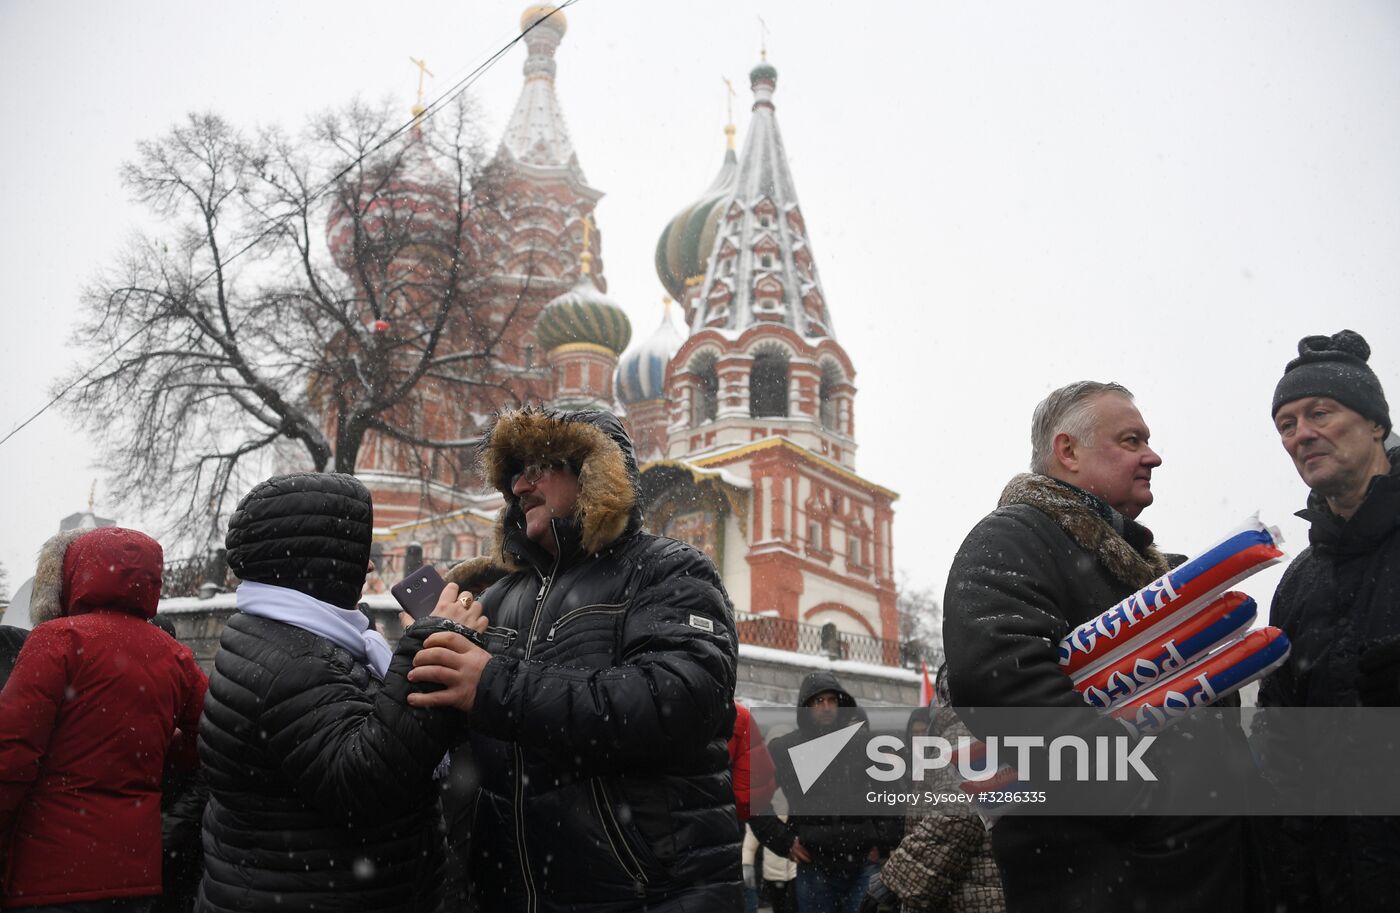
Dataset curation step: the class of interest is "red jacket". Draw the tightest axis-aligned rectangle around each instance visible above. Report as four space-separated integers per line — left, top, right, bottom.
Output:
728 702 776 822
0 528 207 906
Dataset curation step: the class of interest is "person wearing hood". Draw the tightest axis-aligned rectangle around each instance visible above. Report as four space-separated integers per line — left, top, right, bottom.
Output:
195 472 485 913
1256 330 1400 911
406 407 741 913
0 526 208 910
750 671 899 913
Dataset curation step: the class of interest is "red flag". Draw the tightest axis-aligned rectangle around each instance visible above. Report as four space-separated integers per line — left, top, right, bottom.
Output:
919 659 934 707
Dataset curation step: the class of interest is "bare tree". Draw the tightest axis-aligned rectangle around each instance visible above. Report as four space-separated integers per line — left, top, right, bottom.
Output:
59 97 533 546
896 573 944 668
0 560 9 605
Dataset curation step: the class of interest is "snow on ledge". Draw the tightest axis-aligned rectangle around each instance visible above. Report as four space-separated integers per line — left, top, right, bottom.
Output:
739 643 920 683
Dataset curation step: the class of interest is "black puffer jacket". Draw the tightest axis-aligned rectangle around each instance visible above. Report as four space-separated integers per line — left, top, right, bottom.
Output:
444 408 741 913
198 472 467 913
1256 450 1400 912
750 671 900 876
943 474 1256 913
197 614 466 913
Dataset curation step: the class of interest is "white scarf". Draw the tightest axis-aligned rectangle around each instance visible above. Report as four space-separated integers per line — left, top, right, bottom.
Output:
236 580 395 681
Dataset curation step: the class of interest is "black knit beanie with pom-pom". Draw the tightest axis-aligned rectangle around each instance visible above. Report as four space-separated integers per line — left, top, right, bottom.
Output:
1273 330 1390 434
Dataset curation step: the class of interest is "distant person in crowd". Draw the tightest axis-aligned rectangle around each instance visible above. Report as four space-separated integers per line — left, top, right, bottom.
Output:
0 625 27 690
860 666 1006 913
748 820 798 913
195 472 484 913
149 615 207 913
751 671 899 913
0 527 207 911
406 407 742 912
1257 330 1400 911
941 381 1256 913
730 701 777 824
731 701 776 913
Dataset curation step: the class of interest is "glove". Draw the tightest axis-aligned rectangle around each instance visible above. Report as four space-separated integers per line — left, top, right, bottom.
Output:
1358 635 1400 706
742 863 756 890
857 870 897 913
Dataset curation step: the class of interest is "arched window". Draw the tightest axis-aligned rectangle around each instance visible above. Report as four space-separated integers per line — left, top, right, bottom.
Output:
818 360 843 431
750 347 790 418
691 352 719 425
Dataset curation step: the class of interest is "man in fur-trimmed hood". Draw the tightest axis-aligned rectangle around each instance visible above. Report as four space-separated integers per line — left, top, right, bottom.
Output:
942 381 1256 913
408 407 742 913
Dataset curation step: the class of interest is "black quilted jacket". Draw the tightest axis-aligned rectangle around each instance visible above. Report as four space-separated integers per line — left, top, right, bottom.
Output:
195 613 466 913
445 408 742 913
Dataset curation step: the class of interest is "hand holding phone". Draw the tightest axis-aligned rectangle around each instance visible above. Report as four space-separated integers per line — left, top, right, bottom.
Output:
391 566 448 621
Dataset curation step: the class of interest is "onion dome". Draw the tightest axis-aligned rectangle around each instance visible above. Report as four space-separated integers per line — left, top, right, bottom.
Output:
535 254 632 355
521 4 567 36
750 60 778 85
655 134 739 301
325 131 457 275
616 300 684 404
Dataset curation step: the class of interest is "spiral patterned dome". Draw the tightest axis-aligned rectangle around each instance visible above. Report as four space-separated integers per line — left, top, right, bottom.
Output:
535 271 632 355
654 141 738 301
616 304 683 404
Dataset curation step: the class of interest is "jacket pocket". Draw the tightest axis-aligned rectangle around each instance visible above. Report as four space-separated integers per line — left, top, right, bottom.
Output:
545 602 628 642
590 778 651 894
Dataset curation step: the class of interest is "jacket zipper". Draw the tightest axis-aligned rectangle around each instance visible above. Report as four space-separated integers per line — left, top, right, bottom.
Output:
512 525 562 913
591 779 649 897
545 602 628 641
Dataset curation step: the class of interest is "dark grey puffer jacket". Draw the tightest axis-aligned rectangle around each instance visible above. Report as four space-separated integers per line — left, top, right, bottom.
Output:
445 408 741 913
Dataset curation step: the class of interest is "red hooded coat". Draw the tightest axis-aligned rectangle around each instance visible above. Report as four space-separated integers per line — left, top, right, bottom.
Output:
0 527 207 906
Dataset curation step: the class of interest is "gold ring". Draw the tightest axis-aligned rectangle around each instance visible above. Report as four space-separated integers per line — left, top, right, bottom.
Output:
458 594 471 606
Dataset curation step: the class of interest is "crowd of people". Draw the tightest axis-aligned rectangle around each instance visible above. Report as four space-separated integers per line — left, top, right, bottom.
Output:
0 329 1395 913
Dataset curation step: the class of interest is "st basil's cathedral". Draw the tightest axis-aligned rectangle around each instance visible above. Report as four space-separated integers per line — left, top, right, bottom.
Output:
348 6 900 662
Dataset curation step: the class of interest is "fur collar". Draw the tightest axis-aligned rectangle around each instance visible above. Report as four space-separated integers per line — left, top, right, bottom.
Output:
998 473 1170 589
445 408 638 589
28 529 87 627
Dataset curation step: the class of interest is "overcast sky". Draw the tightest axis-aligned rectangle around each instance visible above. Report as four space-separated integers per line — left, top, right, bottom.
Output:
2 1 1398 618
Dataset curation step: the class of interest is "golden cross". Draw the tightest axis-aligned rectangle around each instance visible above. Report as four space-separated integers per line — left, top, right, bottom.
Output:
757 16 770 60
409 57 435 114
723 77 735 125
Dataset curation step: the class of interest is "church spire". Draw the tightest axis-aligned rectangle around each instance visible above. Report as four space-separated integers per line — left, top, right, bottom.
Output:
498 6 588 180
692 59 834 340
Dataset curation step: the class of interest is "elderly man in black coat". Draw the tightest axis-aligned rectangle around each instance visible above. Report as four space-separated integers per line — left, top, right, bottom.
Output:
409 407 742 913
1258 330 1400 912
942 381 1255 913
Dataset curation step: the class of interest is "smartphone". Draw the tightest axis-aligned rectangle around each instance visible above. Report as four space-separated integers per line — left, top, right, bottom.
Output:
390 565 448 621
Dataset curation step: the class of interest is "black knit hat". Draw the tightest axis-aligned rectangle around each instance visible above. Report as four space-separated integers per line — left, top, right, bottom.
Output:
1272 330 1391 435
225 472 374 610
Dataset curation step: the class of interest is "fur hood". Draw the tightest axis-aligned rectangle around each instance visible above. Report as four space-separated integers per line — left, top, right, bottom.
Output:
30 527 164 626
447 407 641 590
998 473 1170 589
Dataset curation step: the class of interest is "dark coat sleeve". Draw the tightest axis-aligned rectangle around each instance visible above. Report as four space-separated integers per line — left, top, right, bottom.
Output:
943 508 1134 743
259 616 467 822
468 540 738 768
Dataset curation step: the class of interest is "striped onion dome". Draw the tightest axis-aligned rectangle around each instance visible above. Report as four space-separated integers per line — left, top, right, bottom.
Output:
616 304 683 404
654 139 738 300
535 270 632 355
